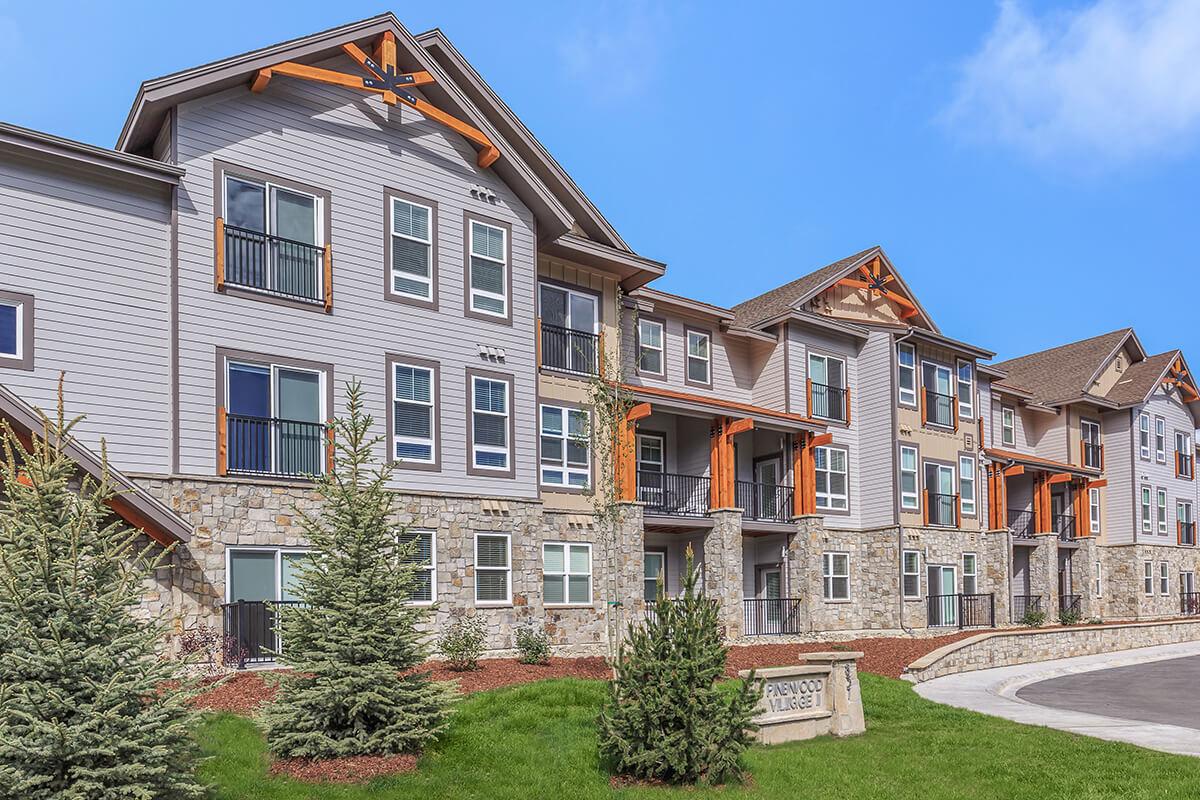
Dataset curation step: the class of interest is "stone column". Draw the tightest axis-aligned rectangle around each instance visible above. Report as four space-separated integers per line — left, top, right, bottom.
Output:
1074 536 1097 620
982 529 1012 626
1032 533 1059 622
609 501 646 647
786 515 823 634
705 508 744 640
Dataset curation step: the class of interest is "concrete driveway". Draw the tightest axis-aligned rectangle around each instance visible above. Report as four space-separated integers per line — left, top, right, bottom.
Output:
914 641 1200 756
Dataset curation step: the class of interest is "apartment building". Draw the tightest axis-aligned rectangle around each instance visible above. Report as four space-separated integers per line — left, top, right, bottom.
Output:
0 13 1196 663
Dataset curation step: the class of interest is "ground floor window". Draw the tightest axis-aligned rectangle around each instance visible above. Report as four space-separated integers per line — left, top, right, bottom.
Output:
902 550 921 598
475 533 511 605
1093 561 1102 597
962 553 978 594
644 550 666 602
1182 571 1196 597
1160 561 1170 595
227 547 311 603
1144 561 1154 595
400 529 435 603
543 542 592 605
822 552 850 600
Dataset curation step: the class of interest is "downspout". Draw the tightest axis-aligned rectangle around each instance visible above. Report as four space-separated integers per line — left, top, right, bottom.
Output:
894 329 918 636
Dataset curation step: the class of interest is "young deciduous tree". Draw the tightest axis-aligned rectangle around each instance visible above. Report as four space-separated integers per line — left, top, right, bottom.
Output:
263 379 454 759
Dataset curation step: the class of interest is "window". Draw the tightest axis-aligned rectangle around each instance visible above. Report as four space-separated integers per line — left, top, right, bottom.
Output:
959 455 977 517
1160 561 1170 595
540 404 590 488
814 445 848 511
1155 417 1166 463
822 552 850 600
1081 419 1102 469
1139 413 1151 460
467 218 508 318
1157 488 1168 535
387 194 434 302
924 461 957 527
1093 562 1102 597
962 553 978 595
1180 501 1195 545
222 169 325 302
539 283 598 375
1176 431 1193 478
809 353 847 421
223 354 326 477
391 360 436 465
897 342 916 406
922 362 954 427
1089 487 1101 534
0 290 31 370
474 533 511 604
685 328 711 386
644 551 666 602
902 550 921 598
1144 561 1154 595
1001 406 1015 446
470 374 511 473
957 360 974 418
227 547 311 603
543 542 591 605
400 529 435 603
636 433 665 504
637 318 665 376
1141 487 1152 533
899 445 919 511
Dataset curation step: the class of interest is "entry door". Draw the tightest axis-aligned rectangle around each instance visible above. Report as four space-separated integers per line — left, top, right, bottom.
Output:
924 463 956 525
636 434 665 507
276 367 322 475
754 458 782 518
927 565 957 626
757 566 783 630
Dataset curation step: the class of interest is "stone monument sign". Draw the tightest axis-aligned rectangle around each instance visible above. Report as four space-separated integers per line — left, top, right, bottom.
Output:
738 650 866 744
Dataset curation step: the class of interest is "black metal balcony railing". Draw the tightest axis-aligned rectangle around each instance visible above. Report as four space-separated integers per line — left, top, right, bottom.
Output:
1054 514 1077 541
637 470 711 517
927 492 959 527
539 322 599 377
924 389 955 428
1012 594 1042 622
1007 509 1034 539
735 480 793 523
927 593 995 629
1059 594 1081 618
227 414 325 478
743 598 804 636
1178 451 1194 479
1082 442 1103 470
221 599 304 668
224 224 324 303
1182 592 1200 616
1181 521 1196 546
809 382 847 422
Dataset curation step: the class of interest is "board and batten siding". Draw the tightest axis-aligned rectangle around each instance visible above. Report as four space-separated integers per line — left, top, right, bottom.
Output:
0 153 173 472
173 61 539 498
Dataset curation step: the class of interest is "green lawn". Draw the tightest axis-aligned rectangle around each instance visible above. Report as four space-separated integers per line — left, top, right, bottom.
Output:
199 674 1200 800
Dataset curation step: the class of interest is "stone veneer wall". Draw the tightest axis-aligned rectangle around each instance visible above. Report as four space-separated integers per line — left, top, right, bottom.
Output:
904 619 1200 682
1098 543 1200 621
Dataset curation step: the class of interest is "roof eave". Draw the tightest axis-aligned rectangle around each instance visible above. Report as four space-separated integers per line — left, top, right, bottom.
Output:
0 121 183 186
904 327 995 360
793 247 941 335
632 288 735 324
541 233 665 290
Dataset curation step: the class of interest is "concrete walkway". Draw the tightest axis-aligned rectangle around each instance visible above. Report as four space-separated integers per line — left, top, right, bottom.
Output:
913 640 1200 756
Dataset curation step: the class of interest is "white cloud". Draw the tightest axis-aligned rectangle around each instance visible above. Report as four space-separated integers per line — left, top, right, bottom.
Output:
944 0 1200 166
556 2 668 104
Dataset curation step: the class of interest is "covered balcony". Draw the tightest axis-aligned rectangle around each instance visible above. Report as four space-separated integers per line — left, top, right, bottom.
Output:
985 448 1102 546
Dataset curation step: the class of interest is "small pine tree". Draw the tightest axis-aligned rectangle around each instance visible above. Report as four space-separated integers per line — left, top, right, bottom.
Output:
0 388 203 799
263 379 454 759
598 545 760 785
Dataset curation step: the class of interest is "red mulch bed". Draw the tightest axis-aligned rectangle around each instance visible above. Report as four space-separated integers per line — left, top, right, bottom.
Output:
725 631 982 679
270 753 417 783
191 671 280 715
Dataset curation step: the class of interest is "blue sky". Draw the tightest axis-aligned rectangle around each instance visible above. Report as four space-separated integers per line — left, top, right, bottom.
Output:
2 1 1196 363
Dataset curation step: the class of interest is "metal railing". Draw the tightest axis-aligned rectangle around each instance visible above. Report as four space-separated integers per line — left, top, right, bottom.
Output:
224 224 324 303
735 480 793 522
1178 451 1194 479
1181 521 1196 546
227 414 325 478
1012 594 1042 622
927 492 959 527
924 389 955 428
743 598 804 635
1182 592 1200 616
809 382 847 422
637 470 711 517
1054 514 1077 541
1008 509 1034 539
221 599 304 668
927 593 995 629
1082 442 1103 470
1059 594 1081 618
539 322 599 377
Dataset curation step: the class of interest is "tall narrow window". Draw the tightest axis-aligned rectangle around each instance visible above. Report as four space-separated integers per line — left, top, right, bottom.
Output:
809 353 847 422
822 552 850 600
400 530 435 604
1081 419 1102 469
1001 406 1015 446
1157 488 1168 534
962 553 978 594
902 550 921 598
391 361 435 464
1139 413 1151 460
0 290 31 370
543 542 592 605
685 328 711 386
1176 431 1194 478
539 283 598 375
956 360 974 418
1141 487 1152 533
224 356 325 478
223 172 324 303
814 446 848 511
1094 561 1102 597
922 362 955 427
959 455 977 517
924 462 957 527
899 445 919 511
1089 487 1101 534
638 318 665 376
1155 417 1166 463
468 219 508 318
389 195 434 302
897 343 916 406
1143 561 1154 595
1178 501 1195 546
0 299 17 359
643 551 666 602
1160 561 1170 595
475 533 511 604
471 375 510 472
540 404 590 488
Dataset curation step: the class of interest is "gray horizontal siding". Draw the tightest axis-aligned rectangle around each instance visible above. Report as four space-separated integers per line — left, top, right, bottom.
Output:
622 307 756 404
857 330 895 528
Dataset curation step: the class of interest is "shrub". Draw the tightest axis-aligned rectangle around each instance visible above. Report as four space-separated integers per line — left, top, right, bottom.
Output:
1086 617 1104 625
1058 609 1082 626
1020 609 1047 628
598 546 759 785
439 616 488 671
178 623 245 675
515 623 551 665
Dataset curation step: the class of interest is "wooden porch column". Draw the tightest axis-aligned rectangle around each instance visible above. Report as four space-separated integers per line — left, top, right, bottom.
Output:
708 416 754 508
1073 478 1087 538
792 432 832 516
614 402 652 501
792 433 805 518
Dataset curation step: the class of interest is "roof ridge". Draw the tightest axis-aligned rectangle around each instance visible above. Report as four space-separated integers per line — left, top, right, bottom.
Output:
992 327 1132 369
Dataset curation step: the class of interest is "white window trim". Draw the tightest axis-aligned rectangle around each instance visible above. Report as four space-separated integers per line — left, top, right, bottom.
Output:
814 445 849 511
1155 417 1166 463
542 541 593 606
471 376 510 471
1093 562 1102 597
959 455 977 517
224 546 312 604
962 552 978 595
902 550 921 599
685 329 711 385
1089 487 1101 534
638 318 665 376
921 360 954 429
899 445 919 511
392 362 436 464
897 342 916 406
1157 488 1168 535
1141 487 1153 533
956 359 974 418
389 196 434 301
1160 561 1170 595
0 299 23 360
474 532 512 606
402 529 436 606
222 173 326 296
224 358 328 476
1144 561 1154 595
809 352 848 421
468 220 508 317
539 403 591 489
1139 413 1151 460
822 551 850 601
1001 405 1016 447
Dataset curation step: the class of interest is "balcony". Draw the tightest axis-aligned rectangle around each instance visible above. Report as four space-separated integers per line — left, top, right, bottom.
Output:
1177 451 1194 480
808 381 848 423
637 470 711 517
742 598 804 635
221 599 304 668
735 480 793 523
1053 514 1077 542
927 593 995 629
922 388 956 428
1007 509 1034 539
1182 592 1200 616
221 411 327 478
1180 521 1196 546
1012 594 1042 622
219 221 328 306
926 492 959 527
1081 441 1103 470
538 321 600 377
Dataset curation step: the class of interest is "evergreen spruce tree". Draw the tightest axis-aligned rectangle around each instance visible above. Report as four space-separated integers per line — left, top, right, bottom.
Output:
263 379 454 759
0 390 203 800
598 546 760 785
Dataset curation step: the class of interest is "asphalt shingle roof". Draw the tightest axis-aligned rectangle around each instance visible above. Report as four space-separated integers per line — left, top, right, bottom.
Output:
989 329 1132 405
730 247 878 328
1104 351 1176 406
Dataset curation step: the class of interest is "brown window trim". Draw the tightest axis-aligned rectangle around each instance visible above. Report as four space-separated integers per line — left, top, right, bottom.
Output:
384 188 438 311
386 353 441 472
0 289 34 371
463 212 513 326
635 313 668 380
683 325 713 389
466 367 516 478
